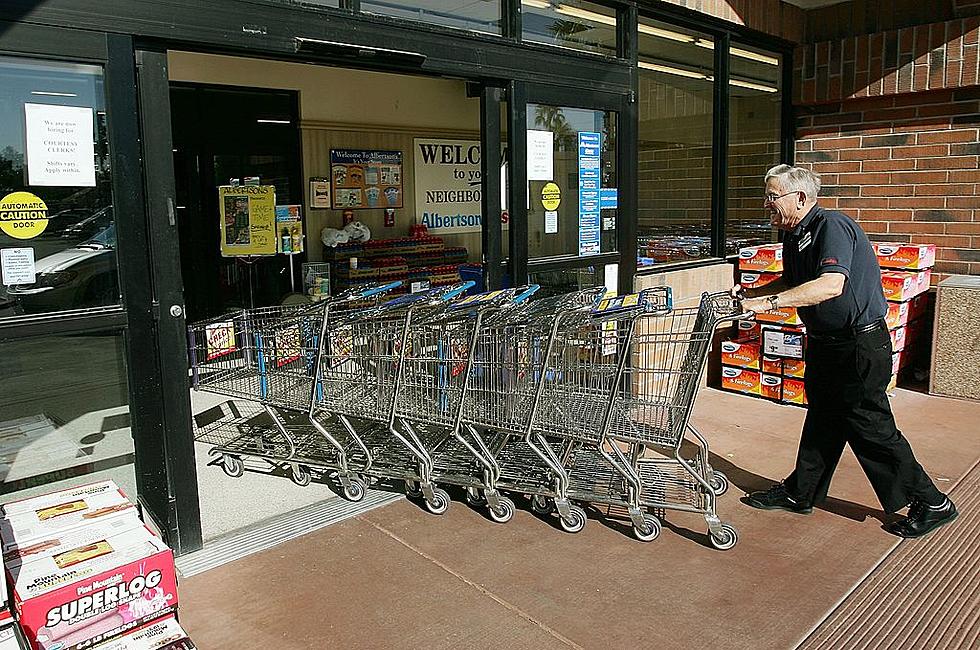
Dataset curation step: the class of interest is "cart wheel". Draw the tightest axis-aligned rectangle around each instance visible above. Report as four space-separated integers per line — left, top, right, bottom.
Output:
405 480 423 498
343 478 367 502
559 505 587 534
222 455 244 478
464 488 486 507
634 514 662 542
291 465 312 487
425 488 451 515
488 497 515 524
709 523 739 551
709 471 730 497
531 495 554 515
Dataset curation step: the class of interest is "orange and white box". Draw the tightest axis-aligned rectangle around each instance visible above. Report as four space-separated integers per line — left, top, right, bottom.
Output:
782 377 807 405
9 525 177 650
755 306 804 326
885 301 910 329
905 292 929 322
92 616 196 650
1 482 139 556
721 367 761 396
738 244 783 272
782 357 806 378
720 340 760 369
880 269 931 302
890 325 907 352
872 242 936 270
891 351 903 374
761 355 783 375
734 320 760 342
761 374 783 400
739 271 782 290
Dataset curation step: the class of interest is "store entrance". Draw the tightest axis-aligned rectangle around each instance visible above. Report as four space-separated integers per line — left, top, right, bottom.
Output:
170 84 303 323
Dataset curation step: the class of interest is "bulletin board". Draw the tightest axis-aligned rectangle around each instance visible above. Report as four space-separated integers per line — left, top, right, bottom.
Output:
330 149 403 210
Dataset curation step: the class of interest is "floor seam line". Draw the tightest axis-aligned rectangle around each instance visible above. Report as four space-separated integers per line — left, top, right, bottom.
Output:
358 516 584 650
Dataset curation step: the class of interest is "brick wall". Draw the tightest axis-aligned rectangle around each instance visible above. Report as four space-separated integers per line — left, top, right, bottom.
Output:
796 90 980 283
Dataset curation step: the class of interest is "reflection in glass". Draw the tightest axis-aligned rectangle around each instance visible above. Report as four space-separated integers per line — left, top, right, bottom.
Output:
361 1 502 34
526 104 617 259
529 266 600 300
0 331 135 501
636 20 714 267
522 0 617 56
727 43 782 253
0 56 118 318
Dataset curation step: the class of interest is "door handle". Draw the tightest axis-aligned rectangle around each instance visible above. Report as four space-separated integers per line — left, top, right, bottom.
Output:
169 305 184 318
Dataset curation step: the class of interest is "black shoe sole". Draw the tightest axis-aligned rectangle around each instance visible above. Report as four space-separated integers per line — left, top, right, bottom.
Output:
743 496 813 515
886 510 959 539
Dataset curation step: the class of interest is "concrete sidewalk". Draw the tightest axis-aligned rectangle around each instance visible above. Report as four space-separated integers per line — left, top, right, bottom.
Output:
177 388 980 649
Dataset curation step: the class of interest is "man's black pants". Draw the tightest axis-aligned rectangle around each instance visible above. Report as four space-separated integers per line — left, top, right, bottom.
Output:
784 321 944 513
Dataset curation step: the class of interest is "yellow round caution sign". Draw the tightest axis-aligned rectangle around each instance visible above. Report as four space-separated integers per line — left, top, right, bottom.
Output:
541 182 561 211
0 191 49 240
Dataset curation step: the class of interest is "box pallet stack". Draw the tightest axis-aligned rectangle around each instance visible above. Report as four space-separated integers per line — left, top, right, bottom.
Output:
718 241 935 406
0 481 197 650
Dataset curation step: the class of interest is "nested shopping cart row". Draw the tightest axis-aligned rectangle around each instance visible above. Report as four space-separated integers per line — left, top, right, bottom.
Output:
188 281 749 549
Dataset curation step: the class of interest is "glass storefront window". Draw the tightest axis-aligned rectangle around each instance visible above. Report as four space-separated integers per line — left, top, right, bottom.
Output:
529 265 601 299
522 0 617 57
0 57 119 318
526 104 617 259
361 1 502 35
636 19 714 268
726 43 782 255
0 331 135 502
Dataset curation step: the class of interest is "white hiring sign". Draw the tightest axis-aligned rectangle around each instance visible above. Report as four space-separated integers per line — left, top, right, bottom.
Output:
25 103 96 187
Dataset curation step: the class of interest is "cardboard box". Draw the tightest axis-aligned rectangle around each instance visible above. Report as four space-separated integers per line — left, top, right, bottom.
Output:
3 515 145 569
0 625 26 650
885 301 910 329
905 292 929 322
738 244 783 272
721 367 761 396
739 271 782 290
10 525 177 650
782 377 807 405
760 374 782 400
733 320 760 342
92 616 196 650
720 340 760 369
1 482 138 555
782 357 806 378
754 306 803 326
761 355 783 375
890 325 907 352
880 269 931 302
872 242 936 270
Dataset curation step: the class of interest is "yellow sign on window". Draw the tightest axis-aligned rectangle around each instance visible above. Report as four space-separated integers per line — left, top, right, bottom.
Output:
541 182 561 211
0 191 48 239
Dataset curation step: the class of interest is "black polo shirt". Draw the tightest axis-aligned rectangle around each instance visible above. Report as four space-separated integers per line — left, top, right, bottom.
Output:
783 205 887 334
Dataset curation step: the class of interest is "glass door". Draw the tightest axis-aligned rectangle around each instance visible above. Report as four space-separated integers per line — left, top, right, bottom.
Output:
508 83 633 298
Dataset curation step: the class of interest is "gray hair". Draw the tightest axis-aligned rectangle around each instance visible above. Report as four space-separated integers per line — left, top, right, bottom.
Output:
765 164 821 200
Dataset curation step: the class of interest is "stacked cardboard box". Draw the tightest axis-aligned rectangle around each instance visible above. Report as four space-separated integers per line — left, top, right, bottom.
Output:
720 241 936 405
0 482 196 650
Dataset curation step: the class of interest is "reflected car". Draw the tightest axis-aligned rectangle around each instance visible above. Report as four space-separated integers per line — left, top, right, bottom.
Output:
5 224 119 313
60 206 113 241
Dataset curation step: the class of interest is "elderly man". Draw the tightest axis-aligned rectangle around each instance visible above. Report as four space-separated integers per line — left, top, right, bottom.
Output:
735 164 957 539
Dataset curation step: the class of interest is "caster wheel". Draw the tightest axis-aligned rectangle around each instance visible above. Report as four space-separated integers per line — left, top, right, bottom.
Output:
709 523 739 551
465 488 486 507
291 465 312 487
488 497 515 524
709 471 729 497
343 478 366 502
405 480 423 498
425 488 451 515
559 505 587 534
222 455 244 478
634 514 662 542
531 495 554 515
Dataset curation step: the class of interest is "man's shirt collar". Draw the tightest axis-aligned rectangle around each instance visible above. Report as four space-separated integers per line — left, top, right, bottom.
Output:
790 203 819 237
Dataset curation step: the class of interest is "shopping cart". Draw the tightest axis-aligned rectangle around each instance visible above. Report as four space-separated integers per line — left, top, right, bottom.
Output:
312 282 475 513
187 282 401 492
606 291 752 549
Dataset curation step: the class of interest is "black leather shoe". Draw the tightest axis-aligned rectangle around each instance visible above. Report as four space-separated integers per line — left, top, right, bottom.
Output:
885 497 958 539
745 483 813 514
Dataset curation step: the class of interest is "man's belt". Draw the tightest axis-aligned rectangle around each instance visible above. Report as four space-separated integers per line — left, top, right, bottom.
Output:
808 318 886 342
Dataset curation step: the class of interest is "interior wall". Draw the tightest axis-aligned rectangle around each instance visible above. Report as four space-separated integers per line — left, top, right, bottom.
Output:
166 51 483 261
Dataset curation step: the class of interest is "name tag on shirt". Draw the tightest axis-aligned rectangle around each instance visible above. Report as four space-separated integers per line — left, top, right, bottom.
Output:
798 232 812 251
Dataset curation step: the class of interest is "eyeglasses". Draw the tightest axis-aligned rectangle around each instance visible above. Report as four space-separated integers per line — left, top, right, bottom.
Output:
764 191 798 203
